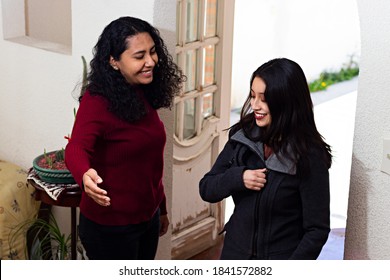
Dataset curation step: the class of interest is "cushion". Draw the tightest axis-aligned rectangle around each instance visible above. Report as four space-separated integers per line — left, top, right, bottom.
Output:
0 160 41 259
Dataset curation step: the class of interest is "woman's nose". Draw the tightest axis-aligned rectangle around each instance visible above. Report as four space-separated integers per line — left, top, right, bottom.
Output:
145 55 157 67
253 98 263 108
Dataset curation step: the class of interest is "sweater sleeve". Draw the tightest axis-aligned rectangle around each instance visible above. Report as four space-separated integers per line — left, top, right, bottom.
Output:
289 149 331 260
65 92 108 188
199 140 247 203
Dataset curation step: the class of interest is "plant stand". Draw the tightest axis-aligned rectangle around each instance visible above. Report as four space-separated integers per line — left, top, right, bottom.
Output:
27 178 81 260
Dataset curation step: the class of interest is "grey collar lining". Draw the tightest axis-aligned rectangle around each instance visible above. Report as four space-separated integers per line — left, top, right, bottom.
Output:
231 129 296 175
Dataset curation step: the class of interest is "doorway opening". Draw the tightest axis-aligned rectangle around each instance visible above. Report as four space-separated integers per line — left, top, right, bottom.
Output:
226 0 360 260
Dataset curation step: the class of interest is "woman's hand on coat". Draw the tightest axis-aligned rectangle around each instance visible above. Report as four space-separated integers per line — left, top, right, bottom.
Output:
243 168 267 191
82 168 111 207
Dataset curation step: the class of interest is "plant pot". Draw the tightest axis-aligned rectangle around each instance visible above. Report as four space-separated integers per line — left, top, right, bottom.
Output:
32 151 75 184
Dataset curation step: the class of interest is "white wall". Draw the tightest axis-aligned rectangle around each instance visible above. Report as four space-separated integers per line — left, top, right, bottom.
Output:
27 0 72 46
345 0 390 259
231 0 360 109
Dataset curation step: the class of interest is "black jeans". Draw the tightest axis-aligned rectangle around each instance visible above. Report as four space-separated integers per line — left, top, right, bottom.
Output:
78 210 160 260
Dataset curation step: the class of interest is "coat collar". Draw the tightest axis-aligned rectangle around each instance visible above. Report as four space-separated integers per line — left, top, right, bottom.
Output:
231 128 297 175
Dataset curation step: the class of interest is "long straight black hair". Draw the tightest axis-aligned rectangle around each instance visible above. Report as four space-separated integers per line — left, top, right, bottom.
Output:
236 58 332 170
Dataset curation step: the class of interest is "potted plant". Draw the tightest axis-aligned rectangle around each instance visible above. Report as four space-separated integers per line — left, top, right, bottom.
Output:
10 210 85 260
29 213 71 260
32 56 87 185
32 149 75 184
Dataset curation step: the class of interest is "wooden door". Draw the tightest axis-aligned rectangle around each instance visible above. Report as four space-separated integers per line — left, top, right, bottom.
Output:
171 0 235 259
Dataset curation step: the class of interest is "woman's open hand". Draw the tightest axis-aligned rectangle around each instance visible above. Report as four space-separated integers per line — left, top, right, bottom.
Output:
82 168 110 206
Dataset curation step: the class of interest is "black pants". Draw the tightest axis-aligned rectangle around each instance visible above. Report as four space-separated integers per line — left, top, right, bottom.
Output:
78 210 160 260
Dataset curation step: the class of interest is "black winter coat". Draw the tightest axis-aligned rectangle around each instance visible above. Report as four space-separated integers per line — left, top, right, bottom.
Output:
199 128 330 260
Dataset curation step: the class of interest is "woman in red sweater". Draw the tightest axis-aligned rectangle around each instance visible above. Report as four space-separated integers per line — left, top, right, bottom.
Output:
65 16 184 260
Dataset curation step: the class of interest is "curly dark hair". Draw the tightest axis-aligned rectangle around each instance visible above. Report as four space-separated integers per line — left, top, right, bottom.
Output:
82 16 185 122
233 58 332 174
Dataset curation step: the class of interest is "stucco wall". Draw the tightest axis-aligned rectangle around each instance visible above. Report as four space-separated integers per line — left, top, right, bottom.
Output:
345 0 390 260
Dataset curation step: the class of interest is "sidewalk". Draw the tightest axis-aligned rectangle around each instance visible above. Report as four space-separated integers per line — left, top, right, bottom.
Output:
311 77 358 106
314 90 357 229
315 90 357 259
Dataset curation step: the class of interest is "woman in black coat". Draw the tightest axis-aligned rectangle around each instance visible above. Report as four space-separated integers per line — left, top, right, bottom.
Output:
199 58 332 260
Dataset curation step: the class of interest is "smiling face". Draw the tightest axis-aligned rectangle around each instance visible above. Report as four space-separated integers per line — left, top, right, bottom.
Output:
109 32 158 85
250 77 271 128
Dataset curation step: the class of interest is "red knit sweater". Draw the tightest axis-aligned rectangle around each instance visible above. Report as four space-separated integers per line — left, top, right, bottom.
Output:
65 90 167 226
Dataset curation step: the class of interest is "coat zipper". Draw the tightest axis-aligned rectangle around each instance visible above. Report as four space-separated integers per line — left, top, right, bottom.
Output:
251 191 262 258
231 137 266 259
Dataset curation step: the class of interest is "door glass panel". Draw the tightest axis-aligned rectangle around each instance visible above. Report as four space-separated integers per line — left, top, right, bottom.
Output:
202 92 214 118
202 45 215 87
174 103 180 138
175 0 220 143
184 98 196 139
176 1 182 44
204 0 218 38
185 49 198 92
186 0 199 43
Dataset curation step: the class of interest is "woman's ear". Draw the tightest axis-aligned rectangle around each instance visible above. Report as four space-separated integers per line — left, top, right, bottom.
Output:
109 56 119 70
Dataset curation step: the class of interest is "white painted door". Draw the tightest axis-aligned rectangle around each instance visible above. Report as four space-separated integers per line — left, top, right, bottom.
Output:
171 0 235 259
